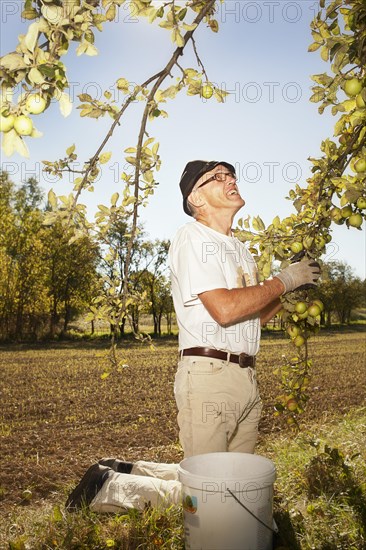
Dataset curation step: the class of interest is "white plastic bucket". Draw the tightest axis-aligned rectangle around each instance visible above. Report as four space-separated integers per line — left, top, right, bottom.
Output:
178 452 276 550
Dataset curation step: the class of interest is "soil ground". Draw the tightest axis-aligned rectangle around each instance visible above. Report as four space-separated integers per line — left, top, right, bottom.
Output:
0 328 365 527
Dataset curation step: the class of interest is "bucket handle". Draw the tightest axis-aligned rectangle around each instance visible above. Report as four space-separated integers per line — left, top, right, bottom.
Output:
226 489 278 534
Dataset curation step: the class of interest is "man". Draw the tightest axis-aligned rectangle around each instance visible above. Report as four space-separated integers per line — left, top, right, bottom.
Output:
65 160 320 512
169 160 319 457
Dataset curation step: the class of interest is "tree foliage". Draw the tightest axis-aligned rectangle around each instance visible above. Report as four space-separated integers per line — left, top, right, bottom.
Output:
317 260 365 325
0 172 100 340
0 0 365 420
235 0 366 423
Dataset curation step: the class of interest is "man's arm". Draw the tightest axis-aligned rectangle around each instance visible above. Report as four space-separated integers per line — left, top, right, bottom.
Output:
259 297 282 326
198 277 285 326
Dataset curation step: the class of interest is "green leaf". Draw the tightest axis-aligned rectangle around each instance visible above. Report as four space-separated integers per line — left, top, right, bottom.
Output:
252 216 266 231
143 170 154 183
209 19 219 32
59 93 72 117
310 91 324 103
262 261 272 279
21 7 39 20
52 505 63 522
311 31 323 43
85 43 98 56
340 99 356 112
78 93 93 102
97 205 110 214
116 78 129 92
159 20 174 29
182 23 197 31
311 73 333 86
111 192 119 206
320 45 329 62
66 144 75 156
13 133 30 158
272 215 281 227
99 151 112 164
24 21 39 52
308 42 321 52
0 53 27 70
48 189 57 208
106 4 116 21
123 196 136 206
28 67 44 84
172 28 184 47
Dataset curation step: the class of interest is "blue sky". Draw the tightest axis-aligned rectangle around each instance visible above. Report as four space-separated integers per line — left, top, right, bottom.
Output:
1 1 365 278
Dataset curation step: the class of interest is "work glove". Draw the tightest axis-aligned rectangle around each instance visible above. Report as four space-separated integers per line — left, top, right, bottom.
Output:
276 257 321 293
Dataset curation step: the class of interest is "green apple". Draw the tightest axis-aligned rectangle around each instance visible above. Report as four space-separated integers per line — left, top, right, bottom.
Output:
0 113 15 132
356 94 366 109
312 299 324 313
348 213 363 228
343 78 363 97
201 84 213 99
294 335 305 347
287 324 301 338
354 158 366 173
22 489 32 501
14 115 33 136
25 94 47 115
315 236 326 249
303 236 314 250
307 303 321 317
286 398 298 411
295 301 307 314
330 207 344 224
356 197 366 210
341 205 353 218
290 242 303 254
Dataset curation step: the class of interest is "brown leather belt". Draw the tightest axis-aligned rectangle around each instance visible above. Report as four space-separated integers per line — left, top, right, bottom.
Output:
181 347 256 368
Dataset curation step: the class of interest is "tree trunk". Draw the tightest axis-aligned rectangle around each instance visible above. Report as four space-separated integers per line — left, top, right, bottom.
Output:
50 296 59 338
119 315 126 337
153 313 158 336
166 312 172 334
157 313 162 336
131 308 139 334
63 301 71 333
325 310 332 327
15 302 24 340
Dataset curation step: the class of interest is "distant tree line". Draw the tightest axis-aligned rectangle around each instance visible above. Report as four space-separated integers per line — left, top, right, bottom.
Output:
0 172 173 341
315 261 366 326
1 172 364 341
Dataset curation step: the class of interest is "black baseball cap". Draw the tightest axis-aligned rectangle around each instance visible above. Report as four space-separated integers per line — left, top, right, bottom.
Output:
179 160 236 216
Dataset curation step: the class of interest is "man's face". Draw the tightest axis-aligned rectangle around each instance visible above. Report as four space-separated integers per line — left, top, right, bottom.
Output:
190 164 245 215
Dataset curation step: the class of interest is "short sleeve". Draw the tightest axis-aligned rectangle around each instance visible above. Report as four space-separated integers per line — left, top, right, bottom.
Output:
172 238 228 305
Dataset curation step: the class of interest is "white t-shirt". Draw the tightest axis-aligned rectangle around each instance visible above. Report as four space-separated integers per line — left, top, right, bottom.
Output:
169 221 261 356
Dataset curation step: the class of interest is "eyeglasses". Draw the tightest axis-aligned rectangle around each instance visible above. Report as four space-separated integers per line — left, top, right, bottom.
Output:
195 172 237 190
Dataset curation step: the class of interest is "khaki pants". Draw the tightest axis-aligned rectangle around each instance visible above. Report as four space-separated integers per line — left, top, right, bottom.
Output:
91 356 262 513
174 356 262 457
91 461 181 513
